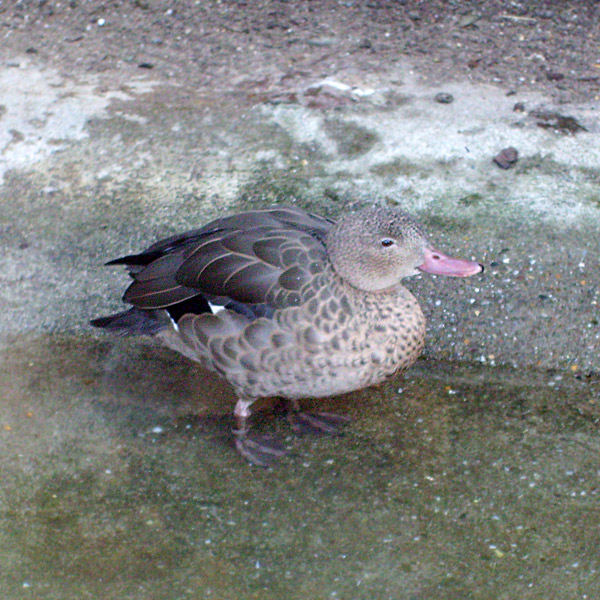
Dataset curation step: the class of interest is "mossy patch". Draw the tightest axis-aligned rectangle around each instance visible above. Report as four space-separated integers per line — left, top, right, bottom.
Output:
458 193 484 206
323 119 379 158
370 158 424 179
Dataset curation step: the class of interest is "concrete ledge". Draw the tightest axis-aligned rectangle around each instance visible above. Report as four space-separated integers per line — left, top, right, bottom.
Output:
1 61 598 371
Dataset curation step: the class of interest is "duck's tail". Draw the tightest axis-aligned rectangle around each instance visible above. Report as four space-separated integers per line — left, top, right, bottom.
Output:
90 308 171 336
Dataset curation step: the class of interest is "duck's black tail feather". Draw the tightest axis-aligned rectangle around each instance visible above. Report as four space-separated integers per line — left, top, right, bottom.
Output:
90 308 170 336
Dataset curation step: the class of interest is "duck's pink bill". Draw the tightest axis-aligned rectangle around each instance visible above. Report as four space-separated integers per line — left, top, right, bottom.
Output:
418 247 484 277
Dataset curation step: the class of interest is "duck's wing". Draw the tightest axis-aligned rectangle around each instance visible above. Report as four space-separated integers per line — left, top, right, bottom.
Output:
111 207 334 313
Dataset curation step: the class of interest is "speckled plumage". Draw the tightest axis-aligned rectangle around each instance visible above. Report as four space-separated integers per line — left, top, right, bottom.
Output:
92 205 482 465
158 266 426 400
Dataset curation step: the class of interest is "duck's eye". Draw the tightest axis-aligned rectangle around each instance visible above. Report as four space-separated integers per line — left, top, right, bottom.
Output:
381 238 395 247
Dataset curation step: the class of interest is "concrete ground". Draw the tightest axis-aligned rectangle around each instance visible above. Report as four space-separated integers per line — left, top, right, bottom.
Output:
1 2 599 599
1 53 599 372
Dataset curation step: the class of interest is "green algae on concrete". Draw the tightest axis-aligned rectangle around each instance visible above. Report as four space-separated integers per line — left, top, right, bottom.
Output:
1 335 599 600
322 119 380 158
2 63 600 370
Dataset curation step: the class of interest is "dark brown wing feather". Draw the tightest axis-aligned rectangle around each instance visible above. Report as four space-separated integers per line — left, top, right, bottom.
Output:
122 254 200 306
115 207 334 314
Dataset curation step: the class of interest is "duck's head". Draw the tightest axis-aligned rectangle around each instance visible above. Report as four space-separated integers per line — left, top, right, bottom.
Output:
326 207 483 292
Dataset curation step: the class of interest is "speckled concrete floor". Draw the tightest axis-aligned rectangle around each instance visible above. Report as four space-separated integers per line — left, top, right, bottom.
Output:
1 22 600 600
1 61 598 370
1 335 599 599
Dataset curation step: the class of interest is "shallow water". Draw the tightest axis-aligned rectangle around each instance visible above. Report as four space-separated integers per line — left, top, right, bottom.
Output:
1 334 599 600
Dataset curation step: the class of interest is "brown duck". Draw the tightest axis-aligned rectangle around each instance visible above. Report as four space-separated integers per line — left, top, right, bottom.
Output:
92 206 482 465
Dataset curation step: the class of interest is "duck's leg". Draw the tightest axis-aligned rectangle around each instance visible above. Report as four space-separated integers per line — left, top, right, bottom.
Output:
286 399 351 435
233 398 287 467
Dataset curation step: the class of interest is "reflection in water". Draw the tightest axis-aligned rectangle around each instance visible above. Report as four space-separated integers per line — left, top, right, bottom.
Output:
1 335 599 599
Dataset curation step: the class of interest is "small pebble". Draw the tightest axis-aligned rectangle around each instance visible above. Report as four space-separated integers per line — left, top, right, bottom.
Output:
493 147 519 169
434 92 454 104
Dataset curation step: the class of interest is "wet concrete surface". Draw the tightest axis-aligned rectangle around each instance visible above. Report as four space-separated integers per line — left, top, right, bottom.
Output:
1 334 599 599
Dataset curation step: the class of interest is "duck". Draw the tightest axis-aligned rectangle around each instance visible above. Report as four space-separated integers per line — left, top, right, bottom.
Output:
92 205 482 466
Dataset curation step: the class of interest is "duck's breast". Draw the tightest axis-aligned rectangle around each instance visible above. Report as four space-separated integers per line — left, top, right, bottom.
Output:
234 282 426 400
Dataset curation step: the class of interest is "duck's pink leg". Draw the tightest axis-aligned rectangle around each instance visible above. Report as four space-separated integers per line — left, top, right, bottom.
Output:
233 398 253 434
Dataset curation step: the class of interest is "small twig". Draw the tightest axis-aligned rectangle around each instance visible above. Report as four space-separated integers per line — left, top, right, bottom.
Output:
500 14 537 23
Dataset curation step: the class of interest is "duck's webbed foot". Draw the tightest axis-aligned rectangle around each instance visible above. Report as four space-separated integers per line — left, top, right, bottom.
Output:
287 400 351 435
233 399 287 467
233 429 287 467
